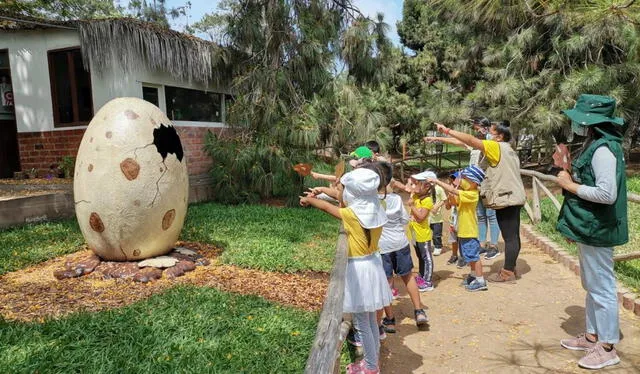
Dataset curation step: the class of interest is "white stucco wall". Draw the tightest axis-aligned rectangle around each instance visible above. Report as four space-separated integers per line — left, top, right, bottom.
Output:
0 28 228 134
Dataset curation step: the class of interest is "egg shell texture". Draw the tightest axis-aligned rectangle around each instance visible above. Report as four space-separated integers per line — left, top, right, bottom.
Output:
74 97 189 261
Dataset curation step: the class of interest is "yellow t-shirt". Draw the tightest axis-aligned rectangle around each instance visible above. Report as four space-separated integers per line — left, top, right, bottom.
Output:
482 140 501 167
409 195 433 242
340 207 382 258
456 189 479 238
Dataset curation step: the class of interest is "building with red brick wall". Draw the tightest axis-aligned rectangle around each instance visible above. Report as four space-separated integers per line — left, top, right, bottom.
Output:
0 17 231 202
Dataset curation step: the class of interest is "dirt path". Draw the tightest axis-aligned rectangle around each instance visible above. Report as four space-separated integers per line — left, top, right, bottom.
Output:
379 232 640 373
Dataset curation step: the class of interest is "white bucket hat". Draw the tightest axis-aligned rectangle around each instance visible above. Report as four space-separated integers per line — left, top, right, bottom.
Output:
340 168 388 229
411 170 437 181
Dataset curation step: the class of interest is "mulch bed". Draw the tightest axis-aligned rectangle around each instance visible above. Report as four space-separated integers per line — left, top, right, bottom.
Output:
0 241 328 322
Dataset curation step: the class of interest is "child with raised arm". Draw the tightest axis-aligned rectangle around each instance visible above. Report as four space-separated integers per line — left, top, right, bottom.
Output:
394 171 437 291
360 162 429 333
428 165 488 292
300 167 391 374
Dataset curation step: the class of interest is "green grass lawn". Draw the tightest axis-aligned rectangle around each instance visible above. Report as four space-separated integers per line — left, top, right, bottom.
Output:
0 203 339 276
0 285 317 373
526 195 640 292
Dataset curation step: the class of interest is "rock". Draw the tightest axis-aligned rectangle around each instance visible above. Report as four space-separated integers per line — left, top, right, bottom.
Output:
133 267 163 283
100 262 140 279
138 256 178 268
175 260 196 272
75 254 101 275
54 269 82 280
169 252 195 262
164 265 185 279
174 247 199 257
195 257 210 266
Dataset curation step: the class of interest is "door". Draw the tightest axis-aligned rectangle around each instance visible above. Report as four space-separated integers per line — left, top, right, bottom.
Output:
0 50 20 178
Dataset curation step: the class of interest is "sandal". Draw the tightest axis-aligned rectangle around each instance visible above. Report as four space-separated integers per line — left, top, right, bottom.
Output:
415 309 428 326
382 316 396 333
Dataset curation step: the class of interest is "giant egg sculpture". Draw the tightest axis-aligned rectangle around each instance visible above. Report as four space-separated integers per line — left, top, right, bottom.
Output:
74 97 189 261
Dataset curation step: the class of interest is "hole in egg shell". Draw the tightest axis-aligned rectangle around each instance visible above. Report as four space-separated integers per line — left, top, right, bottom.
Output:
153 124 184 162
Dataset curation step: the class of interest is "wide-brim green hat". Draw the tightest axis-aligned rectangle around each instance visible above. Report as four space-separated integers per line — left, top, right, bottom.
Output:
561 94 624 133
349 146 373 159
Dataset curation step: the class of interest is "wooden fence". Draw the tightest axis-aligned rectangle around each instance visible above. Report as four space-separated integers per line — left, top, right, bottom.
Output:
519 168 640 262
304 224 351 374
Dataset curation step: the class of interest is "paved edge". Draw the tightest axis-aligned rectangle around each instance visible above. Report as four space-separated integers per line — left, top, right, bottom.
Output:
521 223 640 318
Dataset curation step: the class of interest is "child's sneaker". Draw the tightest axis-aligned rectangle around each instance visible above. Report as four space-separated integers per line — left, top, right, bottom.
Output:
391 287 399 299
346 360 365 374
382 316 396 333
460 274 476 286
479 243 488 255
378 325 387 340
447 255 458 265
433 247 442 256
422 281 435 291
456 257 466 268
414 309 428 326
346 329 362 347
484 246 500 260
466 279 488 292
415 275 426 288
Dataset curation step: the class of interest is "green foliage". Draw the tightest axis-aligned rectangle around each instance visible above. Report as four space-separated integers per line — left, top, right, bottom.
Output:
60 156 75 179
398 0 640 145
182 202 339 272
0 220 84 276
527 195 640 292
0 286 318 373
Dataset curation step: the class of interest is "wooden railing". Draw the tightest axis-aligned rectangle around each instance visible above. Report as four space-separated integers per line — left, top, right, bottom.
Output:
304 225 351 374
519 168 640 262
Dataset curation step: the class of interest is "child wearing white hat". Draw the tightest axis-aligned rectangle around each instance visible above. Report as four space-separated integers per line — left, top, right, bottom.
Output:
300 167 392 374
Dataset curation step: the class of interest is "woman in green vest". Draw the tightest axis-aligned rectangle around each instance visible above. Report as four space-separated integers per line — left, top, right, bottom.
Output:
556 94 628 370
427 121 526 284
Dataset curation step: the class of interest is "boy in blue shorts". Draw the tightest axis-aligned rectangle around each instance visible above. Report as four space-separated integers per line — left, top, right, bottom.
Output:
428 165 487 291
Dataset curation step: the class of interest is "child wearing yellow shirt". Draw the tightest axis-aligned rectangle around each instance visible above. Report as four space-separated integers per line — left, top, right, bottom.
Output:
407 171 437 292
428 165 488 292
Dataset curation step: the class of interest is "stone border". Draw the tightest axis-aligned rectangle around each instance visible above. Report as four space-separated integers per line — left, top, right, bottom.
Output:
521 224 640 318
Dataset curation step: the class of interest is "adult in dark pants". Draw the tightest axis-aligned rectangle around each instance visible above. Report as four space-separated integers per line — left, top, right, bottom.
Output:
556 94 628 370
428 121 526 283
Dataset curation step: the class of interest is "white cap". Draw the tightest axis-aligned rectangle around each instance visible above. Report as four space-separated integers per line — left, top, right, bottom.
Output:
411 171 437 181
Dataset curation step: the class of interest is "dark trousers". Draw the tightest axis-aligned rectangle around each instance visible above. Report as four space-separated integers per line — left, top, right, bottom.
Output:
495 205 522 271
430 222 443 248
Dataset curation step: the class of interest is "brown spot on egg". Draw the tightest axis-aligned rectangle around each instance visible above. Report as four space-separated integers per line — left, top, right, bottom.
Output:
150 118 157 126
162 209 176 230
106 131 112 139
90 137 94 143
133 200 141 207
120 158 140 180
159 167 163 172
88 164 93 172
133 249 141 256
89 212 104 233
125 110 139 120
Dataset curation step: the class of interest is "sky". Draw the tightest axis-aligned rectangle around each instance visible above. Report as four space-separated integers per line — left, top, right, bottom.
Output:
162 0 404 45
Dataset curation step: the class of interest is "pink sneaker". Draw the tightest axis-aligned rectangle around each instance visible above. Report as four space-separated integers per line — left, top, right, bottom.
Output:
346 360 365 374
391 287 399 299
560 333 596 351
415 275 426 288
578 343 620 370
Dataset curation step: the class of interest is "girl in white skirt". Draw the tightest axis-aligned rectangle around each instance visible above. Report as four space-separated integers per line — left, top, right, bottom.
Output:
300 167 393 374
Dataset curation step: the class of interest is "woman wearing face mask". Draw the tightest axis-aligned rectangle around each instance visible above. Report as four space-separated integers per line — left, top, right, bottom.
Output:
424 118 502 264
427 120 526 283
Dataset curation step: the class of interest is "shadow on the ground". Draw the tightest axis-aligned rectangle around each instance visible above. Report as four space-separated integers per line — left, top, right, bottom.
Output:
484 257 532 278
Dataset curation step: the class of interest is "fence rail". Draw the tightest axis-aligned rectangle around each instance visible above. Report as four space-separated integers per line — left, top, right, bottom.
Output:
519 169 640 262
304 224 350 374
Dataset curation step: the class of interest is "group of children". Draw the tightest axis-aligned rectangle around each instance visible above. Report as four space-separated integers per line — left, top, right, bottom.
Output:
300 141 490 374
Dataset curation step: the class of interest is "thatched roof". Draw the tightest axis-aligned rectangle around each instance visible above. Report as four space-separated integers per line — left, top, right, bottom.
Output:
0 15 230 85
